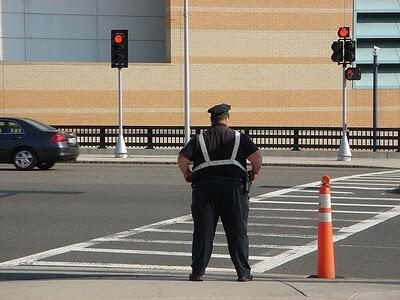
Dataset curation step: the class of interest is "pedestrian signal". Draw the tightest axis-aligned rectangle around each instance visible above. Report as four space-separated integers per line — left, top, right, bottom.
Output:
345 67 361 80
111 30 128 69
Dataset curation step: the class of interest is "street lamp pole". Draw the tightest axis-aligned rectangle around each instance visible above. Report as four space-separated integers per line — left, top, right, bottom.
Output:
183 0 191 144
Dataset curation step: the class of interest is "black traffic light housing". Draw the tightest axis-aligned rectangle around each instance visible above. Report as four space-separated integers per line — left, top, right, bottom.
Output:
111 30 128 69
345 67 361 80
331 40 344 63
344 40 356 63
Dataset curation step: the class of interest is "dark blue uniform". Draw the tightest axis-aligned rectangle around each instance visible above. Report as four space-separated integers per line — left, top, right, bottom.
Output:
180 122 258 278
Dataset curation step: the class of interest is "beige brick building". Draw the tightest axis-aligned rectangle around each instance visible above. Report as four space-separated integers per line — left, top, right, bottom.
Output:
0 0 399 127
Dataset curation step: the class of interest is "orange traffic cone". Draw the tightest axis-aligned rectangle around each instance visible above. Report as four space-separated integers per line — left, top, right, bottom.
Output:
317 175 335 279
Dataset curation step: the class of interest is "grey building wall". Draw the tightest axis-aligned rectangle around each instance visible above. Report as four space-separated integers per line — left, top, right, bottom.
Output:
0 0 166 62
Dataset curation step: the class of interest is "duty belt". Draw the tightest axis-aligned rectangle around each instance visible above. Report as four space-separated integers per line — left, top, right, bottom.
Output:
192 131 247 173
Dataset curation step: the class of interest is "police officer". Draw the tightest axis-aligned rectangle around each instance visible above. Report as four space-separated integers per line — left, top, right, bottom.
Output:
177 103 262 282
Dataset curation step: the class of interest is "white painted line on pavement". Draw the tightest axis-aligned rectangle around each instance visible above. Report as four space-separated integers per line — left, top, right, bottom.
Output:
72 248 269 260
179 220 339 229
328 186 393 190
139 228 316 239
251 205 400 273
1 169 398 273
291 189 353 194
250 207 379 214
249 215 364 222
343 178 400 183
252 200 395 208
0 214 192 267
333 182 399 186
30 261 235 273
338 244 400 250
94 237 300 250
270 194 400 201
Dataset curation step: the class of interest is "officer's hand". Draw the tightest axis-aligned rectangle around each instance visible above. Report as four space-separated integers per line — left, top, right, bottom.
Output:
184 171 192 183
249 171 258 183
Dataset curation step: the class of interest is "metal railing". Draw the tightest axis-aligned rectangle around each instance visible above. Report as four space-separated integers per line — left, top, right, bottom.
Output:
53 125 400 152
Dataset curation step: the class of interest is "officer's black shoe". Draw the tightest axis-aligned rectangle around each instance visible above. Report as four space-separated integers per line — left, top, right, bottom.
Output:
189 273 203 281
237 274 253 282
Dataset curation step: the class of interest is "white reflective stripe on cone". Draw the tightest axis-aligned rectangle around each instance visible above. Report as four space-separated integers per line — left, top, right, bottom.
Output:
319 213 332 223
319 194 331 208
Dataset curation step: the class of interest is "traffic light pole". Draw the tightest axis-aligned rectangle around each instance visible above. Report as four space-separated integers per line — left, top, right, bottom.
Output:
372 47 379 152
338 63 352 161
115 67 128 158
183 0 191 144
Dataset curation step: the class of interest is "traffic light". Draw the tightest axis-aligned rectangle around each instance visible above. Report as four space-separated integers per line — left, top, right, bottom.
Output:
345 67 361 80
111 30 128 68
331 40 344 63
344 40 356 62
337 27 350 38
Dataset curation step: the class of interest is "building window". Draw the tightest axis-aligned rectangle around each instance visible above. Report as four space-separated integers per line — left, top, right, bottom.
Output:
354 0 400 89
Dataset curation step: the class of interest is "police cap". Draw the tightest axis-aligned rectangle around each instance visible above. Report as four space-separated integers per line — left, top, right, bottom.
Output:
207 103 231 117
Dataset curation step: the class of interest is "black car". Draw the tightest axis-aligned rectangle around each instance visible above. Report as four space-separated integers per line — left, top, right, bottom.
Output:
0 118 79 170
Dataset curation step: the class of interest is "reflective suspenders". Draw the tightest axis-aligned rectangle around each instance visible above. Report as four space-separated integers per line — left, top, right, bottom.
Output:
192 131 247 173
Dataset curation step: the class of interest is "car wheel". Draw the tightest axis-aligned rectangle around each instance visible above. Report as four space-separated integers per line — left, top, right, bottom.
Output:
13 148 37 170
37 161 55 170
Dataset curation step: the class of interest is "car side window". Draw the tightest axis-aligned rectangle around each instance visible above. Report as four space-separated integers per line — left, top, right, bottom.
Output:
0 121 6 134
0 121 24 134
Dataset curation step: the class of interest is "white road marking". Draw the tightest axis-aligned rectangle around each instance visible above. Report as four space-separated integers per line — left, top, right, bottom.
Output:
249 215 363 222
179 220 337 229
1 169 399 274
343 178 400 183
73 248 270 261
0 215 192 267
251 205 400 272
328 186 393 190
250 207 379 214
270 194 400 201
251 200 395 208
333 182 399 186
139 228 316 239
291 189 353 194
338 244 400 250
94 238 299 250
30 261 234 273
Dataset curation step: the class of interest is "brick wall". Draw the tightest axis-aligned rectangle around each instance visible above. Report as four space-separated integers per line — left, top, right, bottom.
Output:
0 0 399 127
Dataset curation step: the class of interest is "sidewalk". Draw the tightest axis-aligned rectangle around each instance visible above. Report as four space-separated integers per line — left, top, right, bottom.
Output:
74 148 400 169
1 271 400 300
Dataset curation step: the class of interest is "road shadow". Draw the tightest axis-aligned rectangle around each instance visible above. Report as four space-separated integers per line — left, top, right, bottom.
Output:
0 190 84 199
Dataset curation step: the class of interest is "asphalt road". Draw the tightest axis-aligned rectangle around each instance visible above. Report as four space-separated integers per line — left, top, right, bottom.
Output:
0 164 399 279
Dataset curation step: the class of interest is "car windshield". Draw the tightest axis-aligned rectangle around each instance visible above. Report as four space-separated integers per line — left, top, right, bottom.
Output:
24 119 56 131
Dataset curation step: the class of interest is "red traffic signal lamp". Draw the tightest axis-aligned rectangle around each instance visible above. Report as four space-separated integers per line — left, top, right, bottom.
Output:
338 27 350 38
114 34 123 44
345 67 361 80
111 30 128 69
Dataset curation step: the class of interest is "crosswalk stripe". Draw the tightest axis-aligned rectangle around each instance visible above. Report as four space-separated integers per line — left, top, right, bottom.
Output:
30 261 234 273
93 238 300 250
140 228 316 239
264 194 400 201
252 200 395 208
333 182 399 186
250 207 378 214
72 247 269 260
249 215 364 222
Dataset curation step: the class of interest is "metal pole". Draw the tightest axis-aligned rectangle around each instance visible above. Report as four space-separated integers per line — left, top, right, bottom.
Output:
338 63 352 161
183 0 191 144
115 67 128 158
372 46 379 152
